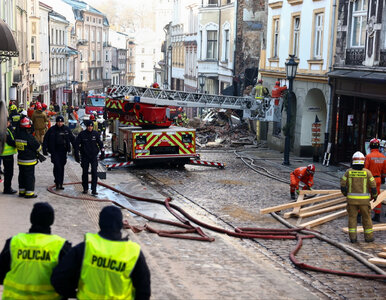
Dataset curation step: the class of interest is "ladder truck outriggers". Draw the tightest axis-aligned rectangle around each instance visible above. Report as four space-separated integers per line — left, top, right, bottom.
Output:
104 85 283 169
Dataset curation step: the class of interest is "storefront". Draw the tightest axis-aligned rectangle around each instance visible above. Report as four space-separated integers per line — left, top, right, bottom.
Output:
329 70 386 163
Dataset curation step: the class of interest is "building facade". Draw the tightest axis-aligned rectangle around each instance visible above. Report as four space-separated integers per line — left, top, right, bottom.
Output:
38 2 51 105
260 0 337 158
328 0 386 163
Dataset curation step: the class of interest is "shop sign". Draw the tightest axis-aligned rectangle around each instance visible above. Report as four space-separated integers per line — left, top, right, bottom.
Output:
347 114 354 126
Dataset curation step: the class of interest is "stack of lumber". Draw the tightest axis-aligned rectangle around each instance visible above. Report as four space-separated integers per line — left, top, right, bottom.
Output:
260 190 386 229
368 246 386 266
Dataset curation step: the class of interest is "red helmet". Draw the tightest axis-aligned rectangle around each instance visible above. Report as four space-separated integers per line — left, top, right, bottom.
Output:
306 164 315 175
42 103 47 109
369 138 380 149
258 80 263 84
20 117 32 128
90 115 95 120
152 82 160 88
75 106 79 111
177 107 183 112
36 102 42 110
62 102 66 105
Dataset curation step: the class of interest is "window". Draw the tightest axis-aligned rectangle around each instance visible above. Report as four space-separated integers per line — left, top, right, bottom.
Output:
80 71 84 81
351 0 367 47
273 18 280 57
141 62 144 68
87 16 89 22
208 0 218 6
105 52 108 60
292 16 300 57
129 49 133 56
200 30 203 59
85 28 89 40
56 29 58 44
91 29 95 42
314 13 324 58
142 48 145 54
31 37 36 61
143 76 146 80
224 29 229 61
97 30 100 42
93 18 96 23
91 51 95 61
80 51 83 61
97 51 100 61
129 64 132 72
206 30 217 59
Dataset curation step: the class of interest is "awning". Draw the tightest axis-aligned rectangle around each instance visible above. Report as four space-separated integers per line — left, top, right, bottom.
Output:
0 19 19 60
328 70 386 82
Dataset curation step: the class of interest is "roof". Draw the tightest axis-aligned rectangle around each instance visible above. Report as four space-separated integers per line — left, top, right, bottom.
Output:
328 70 386 82
61 0 109 26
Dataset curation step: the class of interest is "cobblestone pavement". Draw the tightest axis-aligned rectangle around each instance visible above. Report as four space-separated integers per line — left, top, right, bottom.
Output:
127 147 386 299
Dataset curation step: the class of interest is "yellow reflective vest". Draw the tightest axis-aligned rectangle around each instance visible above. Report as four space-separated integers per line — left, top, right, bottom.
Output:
77 233 141 300
0 128 17 156
2 233 66 300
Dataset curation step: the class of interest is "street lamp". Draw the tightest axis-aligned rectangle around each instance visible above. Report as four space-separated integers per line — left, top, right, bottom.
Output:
198 74 205 93
163 81 168 90
283 55 298 166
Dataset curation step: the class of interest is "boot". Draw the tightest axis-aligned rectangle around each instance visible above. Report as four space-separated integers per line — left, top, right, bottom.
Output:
365 236 374 243
372 213 380 223
290 192 295 200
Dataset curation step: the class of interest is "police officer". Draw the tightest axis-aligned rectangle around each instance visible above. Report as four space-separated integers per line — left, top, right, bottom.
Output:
51 205 151 299
341 151 378 243
15 117 42 198
0 202 71 298
43 116 75 190
74 120 104 195
0 117 17 194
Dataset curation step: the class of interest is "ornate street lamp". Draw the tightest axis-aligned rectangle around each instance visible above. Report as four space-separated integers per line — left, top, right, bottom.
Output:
198 74 206 93
283 55 298 166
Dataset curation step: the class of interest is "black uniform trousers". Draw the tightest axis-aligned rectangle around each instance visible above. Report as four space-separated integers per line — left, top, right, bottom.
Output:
2 155 14 192
51 151 67 186
81 156 98 192
18 164 35 196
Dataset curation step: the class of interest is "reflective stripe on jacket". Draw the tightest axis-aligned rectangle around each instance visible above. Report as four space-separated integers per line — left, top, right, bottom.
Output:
0 128 17 156
77 233 141 300
340 168 376 204
2 233 65 300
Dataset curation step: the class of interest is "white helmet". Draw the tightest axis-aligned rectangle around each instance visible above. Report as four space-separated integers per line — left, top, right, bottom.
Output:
352 151 365 165
21 110 27 117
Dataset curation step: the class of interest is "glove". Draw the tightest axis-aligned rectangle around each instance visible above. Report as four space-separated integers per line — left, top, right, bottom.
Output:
296 189 300 195
100 151 105 160
382 177 385 184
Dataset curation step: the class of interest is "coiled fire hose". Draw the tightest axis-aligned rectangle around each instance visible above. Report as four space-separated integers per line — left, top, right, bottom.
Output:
48 182 386 280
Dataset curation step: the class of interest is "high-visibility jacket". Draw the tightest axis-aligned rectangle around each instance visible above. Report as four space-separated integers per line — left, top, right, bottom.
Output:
365 149 386 192
0 128 17 156
77 233 141 300
253 85 269 100
290 167 314 189
2 233 66 300
340 168 377 205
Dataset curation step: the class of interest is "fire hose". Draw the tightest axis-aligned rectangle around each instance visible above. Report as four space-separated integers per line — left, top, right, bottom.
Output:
48 182 386 281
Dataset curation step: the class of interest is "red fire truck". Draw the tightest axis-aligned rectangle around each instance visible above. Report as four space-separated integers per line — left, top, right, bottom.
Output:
85 94 105 116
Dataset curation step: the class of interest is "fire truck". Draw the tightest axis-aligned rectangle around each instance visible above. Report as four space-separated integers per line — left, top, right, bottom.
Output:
84 94 105 117
104 85 282 168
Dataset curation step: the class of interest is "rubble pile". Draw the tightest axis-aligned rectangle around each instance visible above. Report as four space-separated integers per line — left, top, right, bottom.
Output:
188 109 257 148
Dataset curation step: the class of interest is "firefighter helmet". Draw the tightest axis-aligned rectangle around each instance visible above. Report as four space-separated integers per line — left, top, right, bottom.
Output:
20 117 32 128
42 103 47 109
89 114 95 120
10 104 17 111
275 81 280 85
36 102 42 110
352 151 365 166
369 138 380 149
306 164 315 175
152 82 160 88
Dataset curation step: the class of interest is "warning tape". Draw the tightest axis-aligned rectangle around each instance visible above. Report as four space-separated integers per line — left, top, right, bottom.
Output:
100 152 120 159
188 159 225 169
105 161 135 169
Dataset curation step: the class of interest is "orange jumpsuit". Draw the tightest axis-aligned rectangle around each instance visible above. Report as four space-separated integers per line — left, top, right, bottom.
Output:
290 167 314 193
365 149 386 214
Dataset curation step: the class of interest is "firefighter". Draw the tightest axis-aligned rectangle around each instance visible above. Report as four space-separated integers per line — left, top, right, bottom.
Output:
61 102 68 115
90 113 98 131
365 138 386 222
49 102 54 112
74 120 104 196
31 102 49 144
0 117 17 194
0 202 72 298
9 104 20 130
97 116 106 139
251 80 270 100
341 151 377 243
51 205 151 299
15 117 42 198
17 103 24 114
290 164 315 199
43 116 76 190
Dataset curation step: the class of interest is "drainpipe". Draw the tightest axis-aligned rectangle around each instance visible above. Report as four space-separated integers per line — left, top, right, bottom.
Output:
324 0 337 153
48 12 52 105
217 4 221 94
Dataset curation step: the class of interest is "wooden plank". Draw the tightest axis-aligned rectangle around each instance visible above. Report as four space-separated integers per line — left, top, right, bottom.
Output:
261 192 342 215
299 197 346 213
299 203 347 218
300 210 347 229
283 192 343 218
290 193 304 218
383 247 386 252
299 189 340 195
342 223 386 233
368 257 386 267
377 252 386 259
371 190 386 209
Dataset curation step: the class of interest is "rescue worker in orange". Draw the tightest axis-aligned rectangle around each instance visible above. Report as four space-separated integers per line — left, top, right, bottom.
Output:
271 81 287 99
341 151 377 243
290 164 315 199
31 102 49 144
364 138 386 222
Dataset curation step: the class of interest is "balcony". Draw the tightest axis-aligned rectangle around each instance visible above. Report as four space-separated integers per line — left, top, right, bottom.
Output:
77 39 89 46
345 48 365 66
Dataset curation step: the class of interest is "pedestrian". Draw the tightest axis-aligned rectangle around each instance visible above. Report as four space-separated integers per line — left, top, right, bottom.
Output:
0 117 17 194
43 115 75 190
289 164 315 199
74 120 105 195
340 151 378 243
31 102 49 144
364 138 386 222
0 202 72 298
15 117 42 198
51 205 151 299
